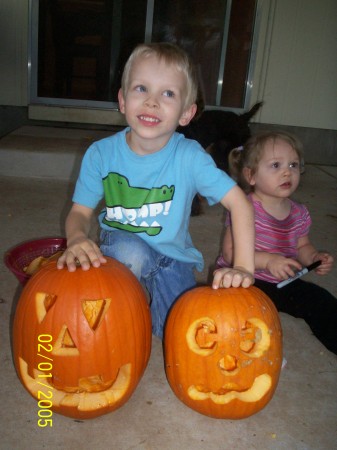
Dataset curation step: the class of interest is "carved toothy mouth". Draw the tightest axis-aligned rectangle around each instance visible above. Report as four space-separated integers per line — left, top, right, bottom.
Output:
19 358 131 412
187 373 272 404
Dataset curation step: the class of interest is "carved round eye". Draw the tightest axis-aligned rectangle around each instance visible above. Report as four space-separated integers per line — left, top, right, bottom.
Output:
186 317 218 355
240 318 271 358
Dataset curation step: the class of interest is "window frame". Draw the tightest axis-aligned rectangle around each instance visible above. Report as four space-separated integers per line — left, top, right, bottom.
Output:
28 0 262 113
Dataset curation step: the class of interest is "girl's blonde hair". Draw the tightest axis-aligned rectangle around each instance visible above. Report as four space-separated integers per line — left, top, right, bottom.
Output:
121 42 199 109
228 131 304 193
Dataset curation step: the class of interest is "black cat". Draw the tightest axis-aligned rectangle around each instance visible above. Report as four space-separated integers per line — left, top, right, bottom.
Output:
178 102 263 215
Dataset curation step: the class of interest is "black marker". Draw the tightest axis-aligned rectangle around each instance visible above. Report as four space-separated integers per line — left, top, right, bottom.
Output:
277 260 322 289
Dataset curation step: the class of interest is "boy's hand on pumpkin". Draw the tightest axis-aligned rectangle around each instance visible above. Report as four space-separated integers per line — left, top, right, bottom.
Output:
57 238 106 272
212 267 254 289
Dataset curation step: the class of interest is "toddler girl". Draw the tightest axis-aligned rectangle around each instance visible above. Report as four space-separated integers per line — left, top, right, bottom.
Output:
216 131 336 354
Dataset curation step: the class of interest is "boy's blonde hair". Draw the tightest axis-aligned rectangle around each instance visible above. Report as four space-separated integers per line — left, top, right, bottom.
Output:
228 131 304 193
121 42 198 109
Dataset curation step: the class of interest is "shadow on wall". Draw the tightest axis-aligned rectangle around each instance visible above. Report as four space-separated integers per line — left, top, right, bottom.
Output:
0 106 29 138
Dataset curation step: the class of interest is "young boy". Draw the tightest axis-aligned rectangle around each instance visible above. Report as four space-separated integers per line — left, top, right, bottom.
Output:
57 42 255 338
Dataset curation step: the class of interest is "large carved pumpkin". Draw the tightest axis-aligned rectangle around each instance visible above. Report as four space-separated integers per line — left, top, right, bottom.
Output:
164 286 282 419
13 257 152 419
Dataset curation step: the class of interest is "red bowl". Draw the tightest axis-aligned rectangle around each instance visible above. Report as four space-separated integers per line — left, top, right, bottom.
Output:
4 237 67 285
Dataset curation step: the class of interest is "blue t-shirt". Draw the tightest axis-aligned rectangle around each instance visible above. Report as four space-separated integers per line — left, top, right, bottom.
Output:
73 128 236 271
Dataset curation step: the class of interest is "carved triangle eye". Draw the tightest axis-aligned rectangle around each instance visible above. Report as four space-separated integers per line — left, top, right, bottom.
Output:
82 299 111 331
35 292 57 323
52 324 79 356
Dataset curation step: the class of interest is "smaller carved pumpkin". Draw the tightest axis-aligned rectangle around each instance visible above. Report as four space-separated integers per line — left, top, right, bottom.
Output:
164 286 282 419
13 257 152 419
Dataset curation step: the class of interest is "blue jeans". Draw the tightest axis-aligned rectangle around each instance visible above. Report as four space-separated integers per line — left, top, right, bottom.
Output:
100 230 196 339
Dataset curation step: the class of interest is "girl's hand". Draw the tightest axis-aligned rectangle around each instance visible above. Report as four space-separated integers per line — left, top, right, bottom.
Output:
212 266 254 289
57 238 106 272
314 252 334 275
266 254 302 280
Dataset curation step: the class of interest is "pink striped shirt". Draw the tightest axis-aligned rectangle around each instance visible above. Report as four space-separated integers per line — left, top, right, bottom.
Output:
217 194 311 283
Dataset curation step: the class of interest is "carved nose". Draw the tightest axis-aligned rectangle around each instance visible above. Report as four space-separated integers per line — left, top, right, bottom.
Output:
218 354 240 376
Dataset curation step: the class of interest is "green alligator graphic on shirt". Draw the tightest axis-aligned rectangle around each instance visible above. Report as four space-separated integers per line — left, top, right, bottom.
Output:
102 172 175 236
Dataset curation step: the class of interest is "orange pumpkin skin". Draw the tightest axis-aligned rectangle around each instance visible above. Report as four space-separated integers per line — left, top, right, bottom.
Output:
164 286 282 419
13 257 152 419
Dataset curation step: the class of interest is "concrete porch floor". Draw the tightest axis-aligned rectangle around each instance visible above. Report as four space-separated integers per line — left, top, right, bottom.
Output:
0 126 336 450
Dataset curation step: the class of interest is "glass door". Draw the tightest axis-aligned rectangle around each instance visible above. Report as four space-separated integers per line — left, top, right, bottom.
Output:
30 0 257 110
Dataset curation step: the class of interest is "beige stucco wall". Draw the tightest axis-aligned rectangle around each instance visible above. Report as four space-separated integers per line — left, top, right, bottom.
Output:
0 0 28 105
251 0 337 130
